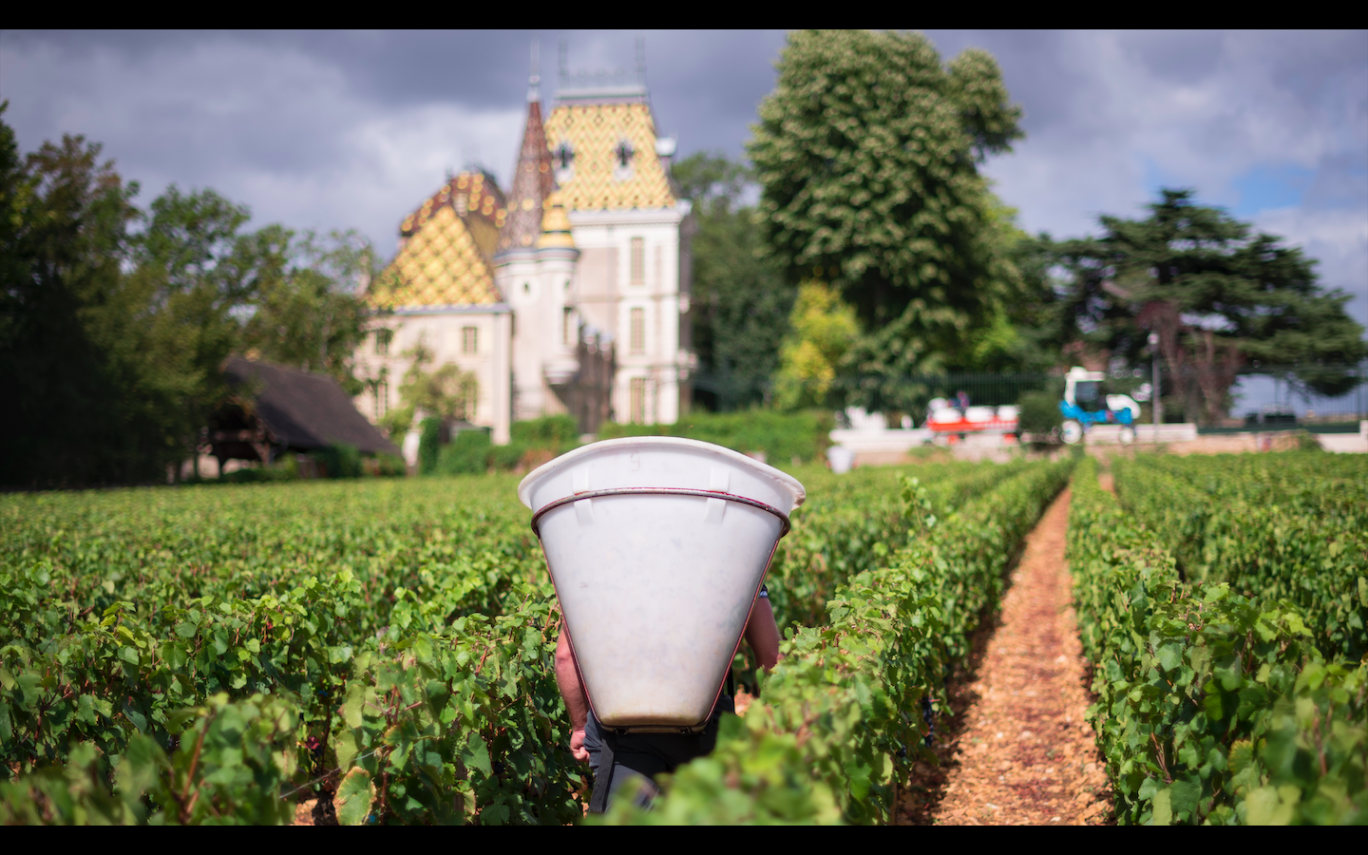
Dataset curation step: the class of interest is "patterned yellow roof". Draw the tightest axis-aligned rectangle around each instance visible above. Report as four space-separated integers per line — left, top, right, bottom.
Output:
544 102 676 211
400 171 506 245
369 174 506 309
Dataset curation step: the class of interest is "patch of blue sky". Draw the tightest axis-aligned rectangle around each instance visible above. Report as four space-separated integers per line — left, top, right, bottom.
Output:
1230 163 1315 218
1138 158 1320 220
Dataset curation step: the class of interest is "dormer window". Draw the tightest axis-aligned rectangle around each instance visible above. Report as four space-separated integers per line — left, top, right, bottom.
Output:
555 141 575 170
554 140 576 185
613 139 636 182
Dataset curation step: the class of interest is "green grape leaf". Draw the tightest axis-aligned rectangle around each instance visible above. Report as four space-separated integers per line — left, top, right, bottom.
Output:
335 767 375 826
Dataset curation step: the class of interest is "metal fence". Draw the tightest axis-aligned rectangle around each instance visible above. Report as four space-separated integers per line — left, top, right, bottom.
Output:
692 363 1367 427
1225 364 1367 423
868 365 1367 427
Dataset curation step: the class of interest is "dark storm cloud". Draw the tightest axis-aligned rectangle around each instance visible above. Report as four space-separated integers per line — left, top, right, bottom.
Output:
0 30 789 256
3 29 784 156
6 30 542 109
1 30 1363 327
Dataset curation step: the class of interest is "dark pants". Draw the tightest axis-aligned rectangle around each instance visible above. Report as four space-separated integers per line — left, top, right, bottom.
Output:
583 696 735 813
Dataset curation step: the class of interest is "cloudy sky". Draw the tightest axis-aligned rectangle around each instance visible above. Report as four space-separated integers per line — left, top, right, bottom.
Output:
3 29 1366 343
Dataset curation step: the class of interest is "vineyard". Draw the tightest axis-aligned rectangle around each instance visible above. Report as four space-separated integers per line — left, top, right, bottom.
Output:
1 451 1364 824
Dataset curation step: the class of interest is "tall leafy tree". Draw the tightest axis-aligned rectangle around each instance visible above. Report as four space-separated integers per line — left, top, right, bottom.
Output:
0 106 379 485
1050 189 1367 424
747 30 1027 412
241 227 377 393
773 282 859 411
0 111 148 486
671 152 792 411
955 199 1062 374
120 184 258 470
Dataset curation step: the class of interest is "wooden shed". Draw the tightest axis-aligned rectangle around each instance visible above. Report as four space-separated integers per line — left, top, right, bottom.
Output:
208 357 400 470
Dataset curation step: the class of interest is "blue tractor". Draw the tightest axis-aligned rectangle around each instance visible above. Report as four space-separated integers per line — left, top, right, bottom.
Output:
1059 366 1142 445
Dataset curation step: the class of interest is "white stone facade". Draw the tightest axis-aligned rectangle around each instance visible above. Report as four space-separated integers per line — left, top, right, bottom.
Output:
353 306 513 445
566 207 693 425
497 243 582 423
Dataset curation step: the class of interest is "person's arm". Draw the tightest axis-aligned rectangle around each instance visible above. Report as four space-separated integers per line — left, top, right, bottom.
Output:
743 596 780 672
554 622 591 762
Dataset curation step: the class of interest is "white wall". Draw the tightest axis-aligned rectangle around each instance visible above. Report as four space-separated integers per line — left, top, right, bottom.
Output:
353 306 511 443
499 247 580 422
569 206 688 425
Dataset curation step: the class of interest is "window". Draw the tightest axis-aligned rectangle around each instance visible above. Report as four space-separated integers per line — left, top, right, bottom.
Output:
555 141 574 171
461 326 478 354
613 141 635 181
460 380 478 421
375 328 392 356
375 380 388 418
629 307 645 355
630 237 645 286
630 377 647 424
563 306 575 346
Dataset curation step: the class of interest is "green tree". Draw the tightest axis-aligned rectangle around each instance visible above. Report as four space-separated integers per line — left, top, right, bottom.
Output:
670 152 793 411
379 336 479 439
241 227 377 393
954 199 1062 374
1050 189 1367 424
0 106 379 485
773 282 859 411
0 109 151 486
120 184 259 475
747 30 1027 412
0 117 272 486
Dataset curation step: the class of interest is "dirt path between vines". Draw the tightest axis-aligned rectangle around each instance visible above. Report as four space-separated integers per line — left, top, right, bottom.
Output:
896 487 1112 825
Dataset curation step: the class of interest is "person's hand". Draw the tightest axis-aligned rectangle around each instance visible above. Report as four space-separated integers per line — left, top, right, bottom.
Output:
570 726 590 762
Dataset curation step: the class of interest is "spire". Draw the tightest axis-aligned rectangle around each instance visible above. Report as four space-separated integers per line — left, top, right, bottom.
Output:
498 63 556 254
528 40 540 104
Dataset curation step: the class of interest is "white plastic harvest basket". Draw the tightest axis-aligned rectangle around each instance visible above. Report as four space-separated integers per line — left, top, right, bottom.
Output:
519 437 806 732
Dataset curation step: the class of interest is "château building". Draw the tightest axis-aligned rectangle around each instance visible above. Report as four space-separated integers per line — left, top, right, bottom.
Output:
354 50 694 445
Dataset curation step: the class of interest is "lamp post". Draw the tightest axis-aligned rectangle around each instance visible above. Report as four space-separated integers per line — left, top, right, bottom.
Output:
1148 332 1160 445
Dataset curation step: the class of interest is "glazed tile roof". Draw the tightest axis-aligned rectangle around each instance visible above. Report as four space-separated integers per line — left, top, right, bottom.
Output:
498 101 556 252
368 172 507 309
544 102 676 211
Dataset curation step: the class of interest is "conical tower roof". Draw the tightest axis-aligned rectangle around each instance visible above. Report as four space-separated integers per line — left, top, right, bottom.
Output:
498 98 556 253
